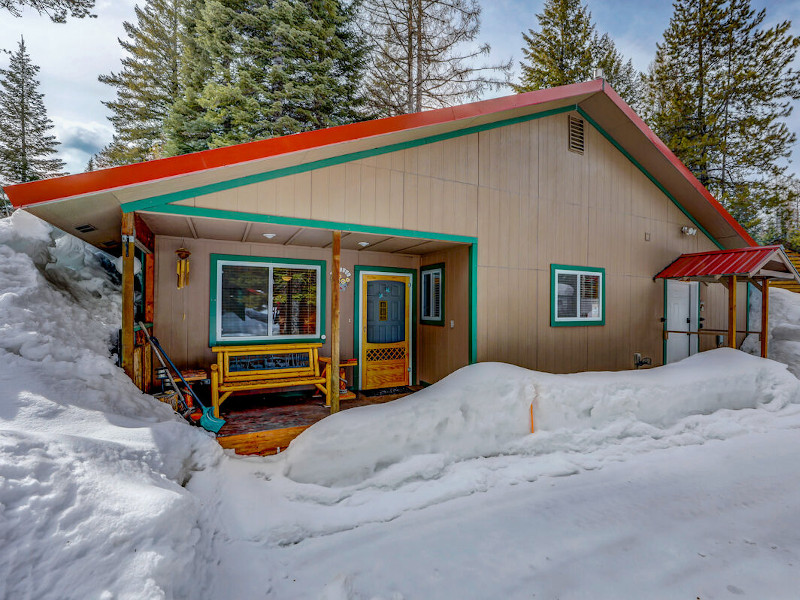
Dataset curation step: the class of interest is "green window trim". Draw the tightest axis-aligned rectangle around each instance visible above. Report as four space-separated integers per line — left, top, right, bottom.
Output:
420 262 445 326
550 264 606 327
209 253 327 346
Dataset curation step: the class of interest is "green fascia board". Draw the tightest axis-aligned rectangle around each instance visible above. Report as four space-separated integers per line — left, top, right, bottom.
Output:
150 204 479 245
550 263 606 327
120 105 578 214
576 107 724 251
353 265 418 387
208 253 327 347
420 262 446 326
469 244 477 363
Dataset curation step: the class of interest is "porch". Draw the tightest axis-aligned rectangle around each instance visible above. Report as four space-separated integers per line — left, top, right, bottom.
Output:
116 208 474 454
215 386 423 455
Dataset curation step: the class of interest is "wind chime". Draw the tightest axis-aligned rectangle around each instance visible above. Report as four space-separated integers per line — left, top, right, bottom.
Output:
176 248 191 289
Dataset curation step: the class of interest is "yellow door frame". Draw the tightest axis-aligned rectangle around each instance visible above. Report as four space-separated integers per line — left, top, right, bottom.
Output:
354 266 416 389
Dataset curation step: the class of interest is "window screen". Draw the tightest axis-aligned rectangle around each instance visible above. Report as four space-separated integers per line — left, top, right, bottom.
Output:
215 257 321 342
420 264 444 324
551 265 604 326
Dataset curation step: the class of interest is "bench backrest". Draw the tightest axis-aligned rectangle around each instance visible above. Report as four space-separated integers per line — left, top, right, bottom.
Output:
211 343 321 383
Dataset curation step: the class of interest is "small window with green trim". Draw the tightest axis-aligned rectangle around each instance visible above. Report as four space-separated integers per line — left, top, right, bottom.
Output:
420 263 445 326
551 264 605 326
210 254 325 344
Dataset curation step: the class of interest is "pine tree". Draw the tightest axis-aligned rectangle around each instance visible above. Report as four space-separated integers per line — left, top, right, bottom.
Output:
514 0 641 107
645 0 800 235
2 0 95 21
360 0 511 116
96 0 184 166
0 37 66 200
162 0 214 155
164 0 367 154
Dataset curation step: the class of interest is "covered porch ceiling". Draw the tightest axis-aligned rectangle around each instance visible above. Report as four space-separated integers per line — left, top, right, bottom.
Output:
138 211 468 255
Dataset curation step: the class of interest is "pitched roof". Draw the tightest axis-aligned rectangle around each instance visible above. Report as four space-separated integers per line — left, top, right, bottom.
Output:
4 79 757 250
655 246 800 282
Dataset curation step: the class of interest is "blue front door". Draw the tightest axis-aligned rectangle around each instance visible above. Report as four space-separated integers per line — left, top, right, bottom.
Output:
361 275 410 389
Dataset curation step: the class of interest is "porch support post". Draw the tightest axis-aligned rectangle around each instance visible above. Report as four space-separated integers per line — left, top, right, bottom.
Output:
728 275 737 349
761 278 770 358
121 212 136 379
330 230 341 414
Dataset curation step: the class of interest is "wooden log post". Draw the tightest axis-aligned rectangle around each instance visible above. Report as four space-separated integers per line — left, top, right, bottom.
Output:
761 278 770 358
121 212 136 379
330 231 341 413
728 275 737 349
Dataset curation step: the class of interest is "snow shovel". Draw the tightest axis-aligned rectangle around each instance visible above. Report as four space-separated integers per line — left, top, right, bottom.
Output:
139 323 226 434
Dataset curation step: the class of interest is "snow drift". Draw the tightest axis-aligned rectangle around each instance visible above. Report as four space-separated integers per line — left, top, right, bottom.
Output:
5 210 800 598
743 285 800 379
283 349 800 486
0 212 223 600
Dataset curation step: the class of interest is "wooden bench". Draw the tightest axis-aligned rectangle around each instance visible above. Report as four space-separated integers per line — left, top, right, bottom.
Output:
210 343 330 418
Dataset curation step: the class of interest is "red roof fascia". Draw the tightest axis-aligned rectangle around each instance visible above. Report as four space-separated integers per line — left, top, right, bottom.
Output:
5 80 603 208
655 246 781 279
601 84 757 247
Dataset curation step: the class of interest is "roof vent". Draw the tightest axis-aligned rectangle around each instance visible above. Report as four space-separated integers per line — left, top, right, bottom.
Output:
568 115 585 154
75 223 97 233
101 240 120 249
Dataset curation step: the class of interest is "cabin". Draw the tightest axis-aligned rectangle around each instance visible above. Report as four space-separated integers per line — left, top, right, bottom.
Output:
7 79 799 453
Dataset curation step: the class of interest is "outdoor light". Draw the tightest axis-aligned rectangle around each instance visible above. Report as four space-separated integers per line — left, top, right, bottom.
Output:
262 233 277 239
681 226 698 236
358 241 370 247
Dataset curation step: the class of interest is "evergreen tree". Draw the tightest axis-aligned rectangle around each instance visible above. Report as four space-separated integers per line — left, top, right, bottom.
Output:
97 0 184 166
515 0 641 107
645 0 800 234
163 0 214 155
360 0 511 116
0 38 65 201
2 0 95 21
164 0 367 154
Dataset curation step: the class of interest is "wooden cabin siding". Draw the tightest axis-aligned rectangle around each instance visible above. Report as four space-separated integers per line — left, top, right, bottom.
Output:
154 235 418 369
418 245 471 384
165 110 728 374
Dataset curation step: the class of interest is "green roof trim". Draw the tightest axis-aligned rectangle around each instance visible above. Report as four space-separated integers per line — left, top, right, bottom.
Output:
576 107 723 250
120 105 577 214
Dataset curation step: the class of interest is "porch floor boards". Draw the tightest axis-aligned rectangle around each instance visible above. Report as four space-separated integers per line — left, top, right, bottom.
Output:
215 387 421 456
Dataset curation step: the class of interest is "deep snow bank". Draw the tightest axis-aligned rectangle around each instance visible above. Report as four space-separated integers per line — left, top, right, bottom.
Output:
283 349 800 486
0 212 223 599
743 285 800 378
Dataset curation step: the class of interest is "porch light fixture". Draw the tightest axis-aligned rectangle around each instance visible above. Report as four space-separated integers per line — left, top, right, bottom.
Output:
358 241 370 247
681 226 698 236
262 233 277 239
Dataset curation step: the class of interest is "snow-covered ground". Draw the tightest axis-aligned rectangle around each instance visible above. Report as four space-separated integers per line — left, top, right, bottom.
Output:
2 211 800 599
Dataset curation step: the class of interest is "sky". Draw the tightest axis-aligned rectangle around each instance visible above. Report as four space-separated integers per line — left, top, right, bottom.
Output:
0 0 799 174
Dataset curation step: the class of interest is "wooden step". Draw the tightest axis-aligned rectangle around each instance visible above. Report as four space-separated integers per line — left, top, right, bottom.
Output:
217 426 309 456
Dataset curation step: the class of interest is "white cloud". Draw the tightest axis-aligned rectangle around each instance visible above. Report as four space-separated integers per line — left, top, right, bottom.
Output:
51 117 114 173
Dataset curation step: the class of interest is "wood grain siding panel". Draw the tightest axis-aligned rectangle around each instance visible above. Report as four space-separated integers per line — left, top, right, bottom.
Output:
418 245 470 383
152 110 736 374
154 235 417 369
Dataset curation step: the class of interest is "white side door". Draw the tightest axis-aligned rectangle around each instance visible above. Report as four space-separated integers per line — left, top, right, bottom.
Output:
666 280 699 363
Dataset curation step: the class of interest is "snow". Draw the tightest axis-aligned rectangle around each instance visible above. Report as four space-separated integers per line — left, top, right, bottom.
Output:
3 211 800 599
743 285 800 379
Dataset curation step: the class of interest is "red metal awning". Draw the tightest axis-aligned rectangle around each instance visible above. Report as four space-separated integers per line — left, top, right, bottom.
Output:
655 246 799 281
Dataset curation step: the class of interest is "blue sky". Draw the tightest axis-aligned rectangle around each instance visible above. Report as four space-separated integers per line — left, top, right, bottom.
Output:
0 0 798 174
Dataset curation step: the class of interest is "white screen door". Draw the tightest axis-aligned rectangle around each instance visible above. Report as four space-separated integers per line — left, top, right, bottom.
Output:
666 280 699 363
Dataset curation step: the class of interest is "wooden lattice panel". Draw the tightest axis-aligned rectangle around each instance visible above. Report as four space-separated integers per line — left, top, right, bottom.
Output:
366 347 407 362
